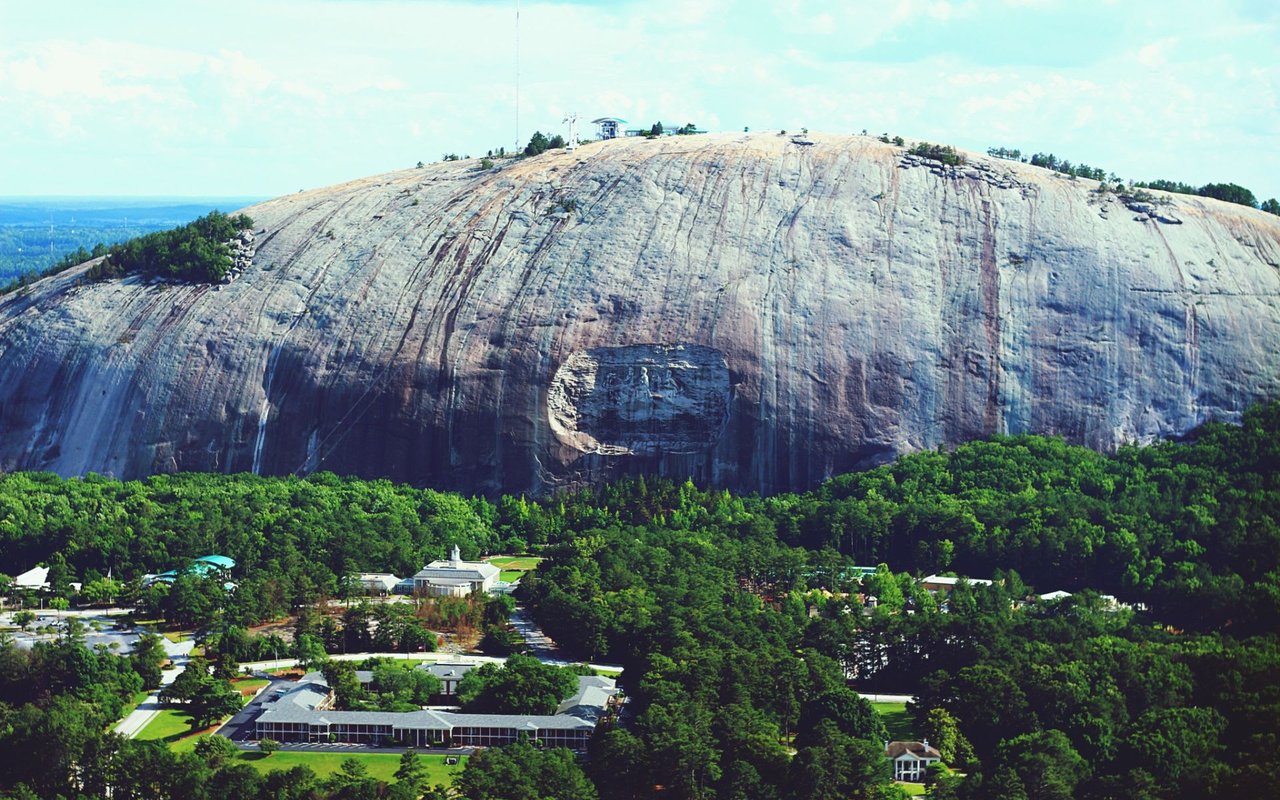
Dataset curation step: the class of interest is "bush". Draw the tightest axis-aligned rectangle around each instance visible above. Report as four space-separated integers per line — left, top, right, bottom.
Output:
258 738 280 755
910 142 966 166
1196 182 1258 208
480 158 495 170
524 132 565 157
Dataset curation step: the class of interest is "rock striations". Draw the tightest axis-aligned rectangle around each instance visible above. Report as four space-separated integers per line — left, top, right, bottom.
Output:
1 133 1278 496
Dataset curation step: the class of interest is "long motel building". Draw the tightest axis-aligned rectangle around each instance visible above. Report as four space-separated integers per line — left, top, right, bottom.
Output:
252 671 618 750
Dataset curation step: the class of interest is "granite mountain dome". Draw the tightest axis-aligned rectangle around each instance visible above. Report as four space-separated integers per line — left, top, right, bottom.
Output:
1 133 1278 496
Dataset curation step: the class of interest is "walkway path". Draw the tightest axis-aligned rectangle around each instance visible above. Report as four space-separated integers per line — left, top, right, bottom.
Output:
509 607 566 662
112 636 195 738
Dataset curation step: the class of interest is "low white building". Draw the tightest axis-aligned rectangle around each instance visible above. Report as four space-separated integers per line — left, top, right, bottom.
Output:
591 117 626 139
412 546 499 597
354 573 401 595
919 574 995 594
14 566 49 591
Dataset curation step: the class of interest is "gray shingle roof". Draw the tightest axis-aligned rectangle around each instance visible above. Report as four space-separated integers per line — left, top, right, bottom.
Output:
422 662 477 681
253 672 615 732
885 741 942 760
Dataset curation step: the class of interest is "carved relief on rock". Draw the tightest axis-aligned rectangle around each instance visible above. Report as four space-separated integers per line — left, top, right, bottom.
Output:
548 344 731 456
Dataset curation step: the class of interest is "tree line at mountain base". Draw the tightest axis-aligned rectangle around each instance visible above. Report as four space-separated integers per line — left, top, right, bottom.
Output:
1 402 1277 798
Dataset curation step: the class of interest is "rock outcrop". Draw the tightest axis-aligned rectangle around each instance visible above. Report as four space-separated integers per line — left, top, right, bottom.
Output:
1 133 1278 496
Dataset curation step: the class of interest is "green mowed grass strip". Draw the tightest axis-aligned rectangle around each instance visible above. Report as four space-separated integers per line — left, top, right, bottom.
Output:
899 782 927 796
141 690 259 751
487 556 542 571
135 707 211 753
871 702 916 741
238 751 466 783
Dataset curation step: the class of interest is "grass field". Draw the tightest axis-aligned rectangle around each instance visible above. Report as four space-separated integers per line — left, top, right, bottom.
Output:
134 707 213 752
899 782 926 796
872 702 917 741
487 555 543 583
233 677 270 695
138 678 264 751
238 751 466 783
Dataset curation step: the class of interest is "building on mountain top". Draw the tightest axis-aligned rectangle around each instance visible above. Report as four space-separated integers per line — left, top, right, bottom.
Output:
592 117 627 139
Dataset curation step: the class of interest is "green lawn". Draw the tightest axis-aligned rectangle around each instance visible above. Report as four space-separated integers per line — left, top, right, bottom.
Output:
232 677 270 694
135 707 208 752
238 751 466 783
488 556 543 582
139 682 262 752
872 702 917 741
899 782 926 796
487 556 542 570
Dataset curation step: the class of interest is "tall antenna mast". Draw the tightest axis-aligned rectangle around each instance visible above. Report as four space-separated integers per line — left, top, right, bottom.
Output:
515 0 521 150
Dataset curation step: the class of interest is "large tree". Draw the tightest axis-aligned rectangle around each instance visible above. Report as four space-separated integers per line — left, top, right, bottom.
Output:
457 653 579 715
458 738 597 800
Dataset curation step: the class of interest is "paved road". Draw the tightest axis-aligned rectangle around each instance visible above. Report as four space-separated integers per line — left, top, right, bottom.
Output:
112 636 196 738
238 629 625 676
509 607 565 662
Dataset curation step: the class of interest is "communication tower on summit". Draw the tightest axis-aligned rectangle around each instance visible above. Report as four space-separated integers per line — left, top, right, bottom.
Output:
563 113 579 151
514 0 521 150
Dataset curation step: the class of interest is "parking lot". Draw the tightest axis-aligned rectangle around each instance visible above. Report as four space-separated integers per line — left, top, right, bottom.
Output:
1 610 144 653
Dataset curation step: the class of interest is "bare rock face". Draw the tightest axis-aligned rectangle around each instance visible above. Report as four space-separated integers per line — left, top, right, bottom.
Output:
1 133 1278 496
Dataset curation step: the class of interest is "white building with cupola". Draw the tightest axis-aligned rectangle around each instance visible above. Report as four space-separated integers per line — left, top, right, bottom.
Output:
411 546 500 596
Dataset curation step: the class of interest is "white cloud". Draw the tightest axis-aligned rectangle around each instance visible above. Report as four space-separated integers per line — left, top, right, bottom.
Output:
0 0 1274 197
1136 38 1176 68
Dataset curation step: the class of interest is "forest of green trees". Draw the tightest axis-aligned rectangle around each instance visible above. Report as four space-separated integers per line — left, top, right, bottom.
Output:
0 211 253 296
1 402 1277 798
88 210 253 283
986 144 1280 214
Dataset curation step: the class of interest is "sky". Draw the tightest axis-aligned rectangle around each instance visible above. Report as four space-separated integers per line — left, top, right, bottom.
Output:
1 0 1277 199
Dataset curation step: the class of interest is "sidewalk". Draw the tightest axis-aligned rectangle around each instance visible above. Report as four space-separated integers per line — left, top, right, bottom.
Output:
112 636 195 738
